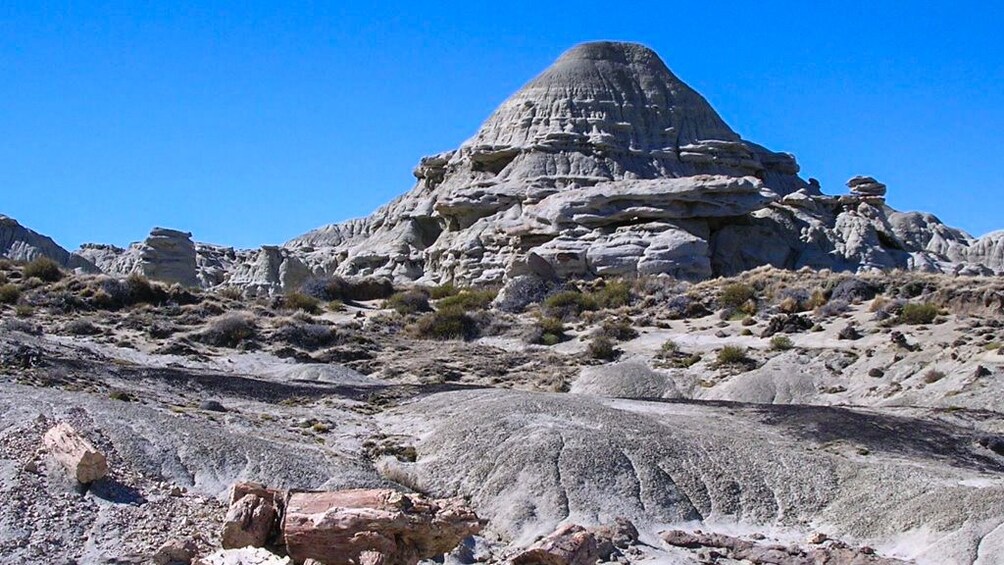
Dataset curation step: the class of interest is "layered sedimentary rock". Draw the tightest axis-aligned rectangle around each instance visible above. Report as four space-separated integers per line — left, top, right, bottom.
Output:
0 215 96 271
76 228 200 287
280 42 1002 285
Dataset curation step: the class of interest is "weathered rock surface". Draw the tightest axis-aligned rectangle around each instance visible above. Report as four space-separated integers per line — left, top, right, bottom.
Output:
41 422 108 484
660 529 905 564
0 214 96 271
282 489 482 565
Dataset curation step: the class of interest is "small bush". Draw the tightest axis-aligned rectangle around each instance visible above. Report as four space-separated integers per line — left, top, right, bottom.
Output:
15 304 33 318
660 340 679 355
282 292 321 314
22 257 62 282
677 354 702 368
0 272 6 285
815 299 849 318
410 307 478 340
275 322 338 350
0 283 20 304
429 283 459 300
200 314 257 348
596 318 639 341
217 286 245 301
716 345 748 366
529 316 567 345
543 290 598 320
770 335 794 351
900 302 939 325
327 300 346 312
587 335 619 360
593 280 632 309
385 289 431 315
436 289 497 312
64 319 101 336
720 283 755 309
923 369 946 384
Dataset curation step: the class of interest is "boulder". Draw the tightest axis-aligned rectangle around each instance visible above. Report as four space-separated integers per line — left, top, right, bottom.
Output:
847 175 888 198
221 493 278 549
41 422 108 484
153 539 199 565
139 228 200 287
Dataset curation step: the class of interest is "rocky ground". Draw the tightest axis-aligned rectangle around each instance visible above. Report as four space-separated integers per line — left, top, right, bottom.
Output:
2 259 1004 563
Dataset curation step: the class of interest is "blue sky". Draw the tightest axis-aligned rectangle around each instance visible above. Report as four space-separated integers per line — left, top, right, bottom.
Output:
1 2 1002 249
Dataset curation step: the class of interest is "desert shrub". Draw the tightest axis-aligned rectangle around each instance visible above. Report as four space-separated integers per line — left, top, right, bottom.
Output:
587 335 619 360
806 289 829 309
275 322 338 350
436 289 497 312
0 283 20 304
830 277 879 303
410 307 479 341
660 339 679 356
543 290 598 320
923 369 946 384
720 283 755 309
775 287 810 313
770 335 794 351
596 317 639 341
92 274 169 309
815 299 849 318
592 279 632 309
64 319 101 335
716 345 748 366
22 257 62 282
677 354 702 368
282 292 321 314
327 300 346 312
429 283 459 299
301 275 395 302
15 304 34 317
528 316 567 345
0 272 6 285
199 314 257 348
385 289 431 315
217 286 245 301
900 302 939 325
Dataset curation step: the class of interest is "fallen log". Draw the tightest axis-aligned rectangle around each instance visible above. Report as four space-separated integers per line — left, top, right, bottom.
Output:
42 422 108 484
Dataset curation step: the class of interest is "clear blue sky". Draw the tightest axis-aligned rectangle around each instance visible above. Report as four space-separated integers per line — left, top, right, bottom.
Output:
2 2 1002 250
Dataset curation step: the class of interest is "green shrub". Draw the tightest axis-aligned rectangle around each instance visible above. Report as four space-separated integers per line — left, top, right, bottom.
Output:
720 283 755 309
0 272 7 285
770 335 794 351
385 289 431 315
899 302 938 325
587 335 619 360
677 354 702 368
716 345 748 365
22 257 62 282
411 307 478 340
543 290 598 319
593 279 631 309
327 300 346 312
660 340 679 355
429 283 459 300
436 289 497 311
283 292 321 314
217 286 245 301
0 283 20 304
15 304 34 318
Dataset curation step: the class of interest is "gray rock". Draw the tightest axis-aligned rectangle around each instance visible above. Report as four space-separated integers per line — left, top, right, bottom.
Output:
139 228 199 287
0 214 96 272
493 275 551 313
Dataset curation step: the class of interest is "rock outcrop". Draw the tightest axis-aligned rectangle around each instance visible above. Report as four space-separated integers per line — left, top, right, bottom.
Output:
0 214 96 271
279 42 1003 285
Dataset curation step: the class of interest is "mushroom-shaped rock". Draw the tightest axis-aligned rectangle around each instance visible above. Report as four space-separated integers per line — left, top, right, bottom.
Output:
847 175 887 198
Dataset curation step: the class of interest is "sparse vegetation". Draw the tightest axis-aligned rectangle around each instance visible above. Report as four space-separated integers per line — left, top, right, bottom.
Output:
0 283 20 304
22 257 62 282
923 369 946 384
899 302 939 325
410 307 478 340
587 335 619 360
282 291 321 314
595 317 639 341
436 288 497 311
385 289 432 315
770 335 794 351
530 316 567 346
592 279 632 309
720 283 755 309
716 345 749 366
429 283 459 299
15 304 33 318
543 290 598 319
199 313 257 348
64 319 101 336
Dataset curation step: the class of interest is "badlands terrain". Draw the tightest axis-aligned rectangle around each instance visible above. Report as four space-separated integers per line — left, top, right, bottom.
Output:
2 41 1004 564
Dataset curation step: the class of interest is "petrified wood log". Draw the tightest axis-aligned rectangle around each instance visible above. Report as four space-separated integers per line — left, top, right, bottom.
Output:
41 422 108 484
281 488 481 565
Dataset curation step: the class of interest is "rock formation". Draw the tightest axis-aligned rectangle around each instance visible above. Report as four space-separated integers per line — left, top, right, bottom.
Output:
280 41 1004 285
0 214 96 271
